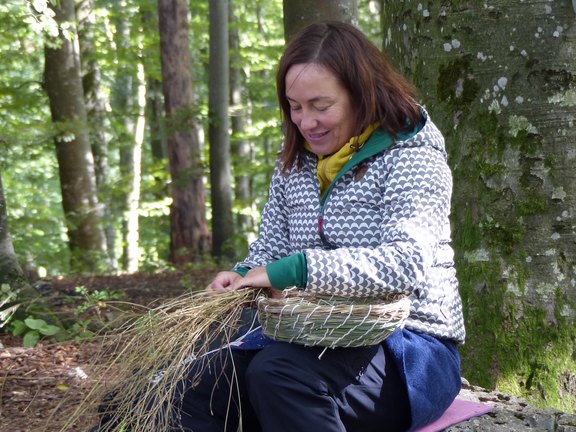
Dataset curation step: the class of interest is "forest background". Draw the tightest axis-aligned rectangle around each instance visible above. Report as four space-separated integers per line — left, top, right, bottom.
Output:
0 0 575 417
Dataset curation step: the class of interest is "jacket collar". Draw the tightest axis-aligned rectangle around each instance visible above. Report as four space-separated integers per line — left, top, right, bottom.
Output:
319 129 394 204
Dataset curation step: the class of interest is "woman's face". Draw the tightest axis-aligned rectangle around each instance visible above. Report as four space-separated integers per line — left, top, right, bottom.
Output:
285 63 355 156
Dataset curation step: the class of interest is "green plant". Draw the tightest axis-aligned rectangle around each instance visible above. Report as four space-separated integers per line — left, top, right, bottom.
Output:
73 285 124 314
67 319 95 342
9 316 61 347
2 283 65 347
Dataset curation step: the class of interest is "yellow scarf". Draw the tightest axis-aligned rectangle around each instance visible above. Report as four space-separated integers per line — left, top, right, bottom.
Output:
305 124 378 195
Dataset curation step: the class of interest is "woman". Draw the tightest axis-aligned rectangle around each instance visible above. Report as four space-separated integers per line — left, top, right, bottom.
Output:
96 20 464 432
201 20 464 432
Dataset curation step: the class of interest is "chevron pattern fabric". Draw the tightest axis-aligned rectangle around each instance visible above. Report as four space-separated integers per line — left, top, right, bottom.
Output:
235 109 465 344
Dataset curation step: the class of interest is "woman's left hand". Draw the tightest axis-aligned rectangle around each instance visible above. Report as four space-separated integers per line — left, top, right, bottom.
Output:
230 266 270 289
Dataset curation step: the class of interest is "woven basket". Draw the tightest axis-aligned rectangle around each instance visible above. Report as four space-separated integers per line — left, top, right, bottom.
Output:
256 290 410 348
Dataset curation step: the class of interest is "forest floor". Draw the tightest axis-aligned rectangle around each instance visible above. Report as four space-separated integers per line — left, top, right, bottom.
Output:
3 271 576 432
0 269 219 432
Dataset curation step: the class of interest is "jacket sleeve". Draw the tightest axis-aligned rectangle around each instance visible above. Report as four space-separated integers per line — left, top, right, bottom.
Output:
232 157 293 271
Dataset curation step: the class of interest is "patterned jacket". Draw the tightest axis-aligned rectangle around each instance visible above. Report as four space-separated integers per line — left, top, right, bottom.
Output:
235 108 466 344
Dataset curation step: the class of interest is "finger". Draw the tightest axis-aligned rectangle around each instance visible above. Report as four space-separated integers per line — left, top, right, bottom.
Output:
268 288 283 298
206 285 233 296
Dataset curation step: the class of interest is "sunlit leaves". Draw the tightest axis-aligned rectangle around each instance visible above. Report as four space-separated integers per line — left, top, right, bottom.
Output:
1 0 369 274
21 0 59 38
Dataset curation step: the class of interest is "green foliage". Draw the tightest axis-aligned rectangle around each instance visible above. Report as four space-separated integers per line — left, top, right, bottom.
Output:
0 0 395 277
515 196 549 217
10 316 62 348
73 285 124 314
0 2 70 274
2 282 64 348
54 285 126 342
0 0 291 274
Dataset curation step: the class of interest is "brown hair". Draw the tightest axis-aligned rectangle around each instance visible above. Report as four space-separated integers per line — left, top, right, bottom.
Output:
276 21 420 172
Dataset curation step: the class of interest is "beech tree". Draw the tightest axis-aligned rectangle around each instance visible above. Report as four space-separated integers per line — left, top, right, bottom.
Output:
43 0 106 273
209 0 234 259
229 1 252 236
0 171 25 292
158 0 211 263
76 0 116 269
382 0 576 411
283 0 358 39
108 0 145 272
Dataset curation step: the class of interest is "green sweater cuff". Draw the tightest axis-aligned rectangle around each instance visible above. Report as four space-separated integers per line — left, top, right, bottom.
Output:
233 267 250 277
265 253 307 290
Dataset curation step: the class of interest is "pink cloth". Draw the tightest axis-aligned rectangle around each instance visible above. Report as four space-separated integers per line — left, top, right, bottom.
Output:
414 399 492 432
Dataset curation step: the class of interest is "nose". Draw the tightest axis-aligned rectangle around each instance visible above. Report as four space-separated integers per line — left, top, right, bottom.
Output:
298 110 318 131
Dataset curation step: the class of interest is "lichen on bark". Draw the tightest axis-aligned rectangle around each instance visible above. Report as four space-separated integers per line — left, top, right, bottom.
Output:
383 0 576 412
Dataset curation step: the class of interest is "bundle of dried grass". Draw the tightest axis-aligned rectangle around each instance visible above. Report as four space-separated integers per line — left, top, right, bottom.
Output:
56 288 260 432
257 290 410 348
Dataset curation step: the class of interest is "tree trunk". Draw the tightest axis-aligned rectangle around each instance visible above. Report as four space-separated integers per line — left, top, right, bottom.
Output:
109 0 144 272
283 0 358 40
76 0 116 271
158 0 211 264
0 171 26 291
147 77 167 162
141 5 167 162
383 0 576 411
209 0 234 259
43 0 106 273
229 0 253 237
124 61 146 273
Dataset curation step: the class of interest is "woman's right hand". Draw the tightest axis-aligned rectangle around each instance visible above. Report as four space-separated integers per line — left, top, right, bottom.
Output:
205 271 243 294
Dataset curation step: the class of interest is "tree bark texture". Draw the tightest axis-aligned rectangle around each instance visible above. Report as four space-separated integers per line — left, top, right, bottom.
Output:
158 0 211 264
43 0 106 273
123 61 145 273
283 0 358 40
230 0 254 236
209 0 234 259
146 77 167 161
141 6 167 162
76 0 110 191
382 0 576 411
76 0 116 270
109 1 144 272
0 171 24 288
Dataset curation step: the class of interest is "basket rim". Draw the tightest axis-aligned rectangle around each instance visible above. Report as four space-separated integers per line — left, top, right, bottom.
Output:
256 290 411 348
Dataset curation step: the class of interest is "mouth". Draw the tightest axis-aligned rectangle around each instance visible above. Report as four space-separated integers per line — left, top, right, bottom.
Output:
306 131 329 143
